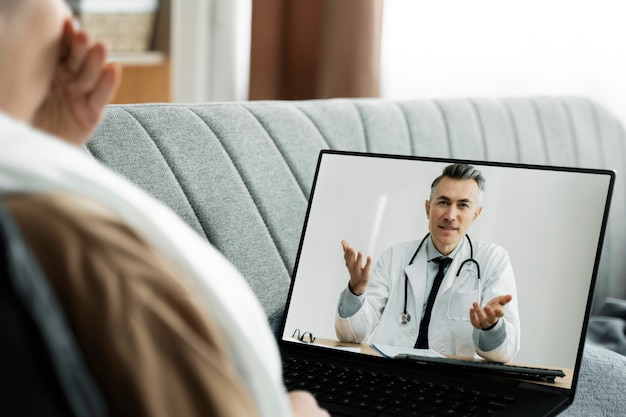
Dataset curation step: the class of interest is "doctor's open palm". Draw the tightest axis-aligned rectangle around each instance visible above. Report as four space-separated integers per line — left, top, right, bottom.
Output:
341 240 372 296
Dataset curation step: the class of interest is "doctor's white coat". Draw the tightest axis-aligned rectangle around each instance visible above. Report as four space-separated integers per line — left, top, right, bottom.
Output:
335 237 520 363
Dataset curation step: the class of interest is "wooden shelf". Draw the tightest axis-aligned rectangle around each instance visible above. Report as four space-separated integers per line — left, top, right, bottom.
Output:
113 61 171 104
109 0 173 104
110 51 167 67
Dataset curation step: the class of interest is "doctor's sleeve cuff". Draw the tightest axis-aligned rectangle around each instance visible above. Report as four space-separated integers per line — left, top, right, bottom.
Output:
337 287 365 318
472 319 506 352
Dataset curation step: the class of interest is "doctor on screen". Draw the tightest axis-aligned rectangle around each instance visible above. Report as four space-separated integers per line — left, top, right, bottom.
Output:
335 163 520 363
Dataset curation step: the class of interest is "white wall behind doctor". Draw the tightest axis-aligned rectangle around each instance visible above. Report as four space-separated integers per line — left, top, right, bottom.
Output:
381 0 626 125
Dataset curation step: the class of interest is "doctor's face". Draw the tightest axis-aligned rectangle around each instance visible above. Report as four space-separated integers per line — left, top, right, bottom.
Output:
425 177 482 256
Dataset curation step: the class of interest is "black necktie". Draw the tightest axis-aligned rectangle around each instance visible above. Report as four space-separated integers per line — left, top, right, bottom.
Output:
415 257 452 348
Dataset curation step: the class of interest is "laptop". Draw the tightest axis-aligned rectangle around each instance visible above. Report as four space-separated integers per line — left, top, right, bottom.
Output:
278 150 615 417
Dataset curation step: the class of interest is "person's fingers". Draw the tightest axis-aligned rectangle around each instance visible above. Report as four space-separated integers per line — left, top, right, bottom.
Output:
489 294 512 307
476 304 490 327
363 255 372 274
65 29 90 74
344 246 359 277
355 251 362 265
486 300 507 317
341 241 371 293
499 294 513 305
473 301 507 329
74 42 108 93
60 19 73 62
288 391 330 417
86 63 121 119
472 302 492 329
469 307 481 329
483 304 496 321
343 242 354 262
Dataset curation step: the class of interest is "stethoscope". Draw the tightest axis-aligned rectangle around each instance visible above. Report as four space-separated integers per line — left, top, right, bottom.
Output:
399 233 481 326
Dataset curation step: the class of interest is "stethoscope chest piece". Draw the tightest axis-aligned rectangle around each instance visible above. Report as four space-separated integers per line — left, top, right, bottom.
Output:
399 312 411 325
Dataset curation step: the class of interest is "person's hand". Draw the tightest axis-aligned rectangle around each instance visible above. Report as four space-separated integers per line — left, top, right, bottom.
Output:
469 294 512 330
288 391 329 417
341 240 372 296
33 18 121 146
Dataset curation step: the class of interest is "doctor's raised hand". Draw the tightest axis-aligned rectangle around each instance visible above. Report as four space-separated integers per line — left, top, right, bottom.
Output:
470 294 513 330
33 18 121 146
341 240 372 296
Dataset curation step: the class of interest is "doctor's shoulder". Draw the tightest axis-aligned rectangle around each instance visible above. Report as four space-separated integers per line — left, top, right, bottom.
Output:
472 239 513 268
472 239 509 255
380 240 422 262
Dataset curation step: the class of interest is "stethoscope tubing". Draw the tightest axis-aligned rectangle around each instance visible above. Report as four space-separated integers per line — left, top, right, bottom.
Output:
400 233 480 325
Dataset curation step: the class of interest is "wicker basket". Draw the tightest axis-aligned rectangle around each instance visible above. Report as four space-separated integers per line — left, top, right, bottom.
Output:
78 12 156 52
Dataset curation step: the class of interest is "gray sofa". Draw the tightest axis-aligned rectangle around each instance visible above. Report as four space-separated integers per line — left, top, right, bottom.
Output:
86 97 626 416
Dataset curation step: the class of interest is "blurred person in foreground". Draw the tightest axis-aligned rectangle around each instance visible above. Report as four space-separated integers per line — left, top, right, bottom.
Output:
0 0 327 416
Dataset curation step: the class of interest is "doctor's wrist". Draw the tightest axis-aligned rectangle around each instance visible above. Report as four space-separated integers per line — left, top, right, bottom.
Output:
481 319 500 331
348 282 366 296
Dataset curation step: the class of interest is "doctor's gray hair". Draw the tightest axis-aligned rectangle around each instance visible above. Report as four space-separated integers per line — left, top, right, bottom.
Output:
430 163 486 203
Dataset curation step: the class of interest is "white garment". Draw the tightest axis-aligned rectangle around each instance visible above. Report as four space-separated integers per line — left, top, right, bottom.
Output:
0 111 292 417
336 237 521 363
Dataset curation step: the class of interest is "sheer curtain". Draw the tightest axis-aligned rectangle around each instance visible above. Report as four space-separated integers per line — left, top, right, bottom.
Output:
171 0 252 102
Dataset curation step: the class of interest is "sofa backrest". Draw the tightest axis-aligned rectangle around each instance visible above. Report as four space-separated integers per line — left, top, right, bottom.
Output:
87 97 626 332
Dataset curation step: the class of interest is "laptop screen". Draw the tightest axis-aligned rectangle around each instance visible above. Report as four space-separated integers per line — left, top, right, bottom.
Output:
281 150 614 391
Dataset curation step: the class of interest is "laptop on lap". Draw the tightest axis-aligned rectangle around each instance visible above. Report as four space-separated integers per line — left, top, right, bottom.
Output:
279 150 614 417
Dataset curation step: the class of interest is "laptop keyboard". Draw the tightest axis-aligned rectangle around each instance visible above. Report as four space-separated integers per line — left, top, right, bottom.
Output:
283 356 516 417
